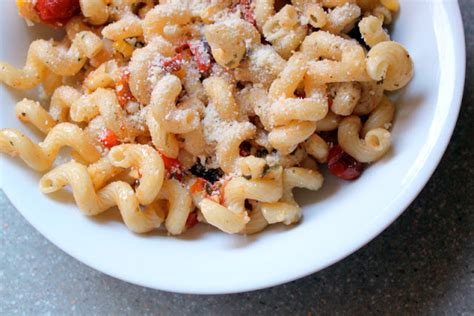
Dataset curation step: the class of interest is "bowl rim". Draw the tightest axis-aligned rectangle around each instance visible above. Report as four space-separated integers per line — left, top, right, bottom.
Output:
1 0 466 294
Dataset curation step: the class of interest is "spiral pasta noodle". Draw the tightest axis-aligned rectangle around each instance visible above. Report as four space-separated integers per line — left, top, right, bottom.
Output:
39 161 163 233
0 0 414 235
0 31 102 89
0 123 100 171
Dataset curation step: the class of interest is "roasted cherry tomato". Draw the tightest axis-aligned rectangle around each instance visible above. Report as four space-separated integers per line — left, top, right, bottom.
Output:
34 0 80 26
327 145 363 180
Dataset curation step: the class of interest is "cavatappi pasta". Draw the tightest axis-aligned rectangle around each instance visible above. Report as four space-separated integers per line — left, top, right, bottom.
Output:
1 0 413 235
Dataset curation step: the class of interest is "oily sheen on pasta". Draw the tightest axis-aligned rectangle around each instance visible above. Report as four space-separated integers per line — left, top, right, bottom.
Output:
1 0 414 235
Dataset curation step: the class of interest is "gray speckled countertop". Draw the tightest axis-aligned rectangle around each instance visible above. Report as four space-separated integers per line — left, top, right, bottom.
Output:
1 1 473 315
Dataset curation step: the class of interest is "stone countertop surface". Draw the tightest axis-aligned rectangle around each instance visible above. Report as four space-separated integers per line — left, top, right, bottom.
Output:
1 2 473 315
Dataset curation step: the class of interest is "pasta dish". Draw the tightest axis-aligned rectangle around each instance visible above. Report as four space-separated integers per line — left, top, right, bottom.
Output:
0 0 413 235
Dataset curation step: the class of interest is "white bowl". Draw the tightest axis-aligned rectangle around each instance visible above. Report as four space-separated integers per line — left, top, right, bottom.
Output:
0 0 465 294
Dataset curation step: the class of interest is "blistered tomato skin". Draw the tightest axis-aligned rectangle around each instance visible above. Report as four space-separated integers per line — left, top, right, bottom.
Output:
34 0 80 26
328 145 363 180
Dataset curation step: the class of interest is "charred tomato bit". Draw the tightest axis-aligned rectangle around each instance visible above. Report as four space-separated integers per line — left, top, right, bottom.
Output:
159 152 184 181
327 145 363 180
34 0 80 26
189 162 224 184
188 40 212 73
116 68 136 108
97 129 120 149
185 211 199 230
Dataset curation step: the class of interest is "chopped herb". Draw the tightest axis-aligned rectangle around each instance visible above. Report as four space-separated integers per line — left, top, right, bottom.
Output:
189 162 224 183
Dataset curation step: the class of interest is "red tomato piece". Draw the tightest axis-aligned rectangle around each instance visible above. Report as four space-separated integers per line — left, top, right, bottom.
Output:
190 177 227 205
188 40 212 73
97 129 120 149
159 152 184 181
34 0 80 26
190 178 207 194
327 145 363 180
161 53 184 73
185 211 199 230
116 68 136 108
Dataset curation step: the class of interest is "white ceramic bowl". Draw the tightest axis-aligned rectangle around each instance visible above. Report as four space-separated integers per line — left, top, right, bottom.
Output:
0 0 465 294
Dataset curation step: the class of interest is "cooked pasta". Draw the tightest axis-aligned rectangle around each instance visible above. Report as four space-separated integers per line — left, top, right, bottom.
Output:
0 123 100 171
0 0 414 235
359 15 390 48
39 161 162 233
366 41 414 91
260 167 323 225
